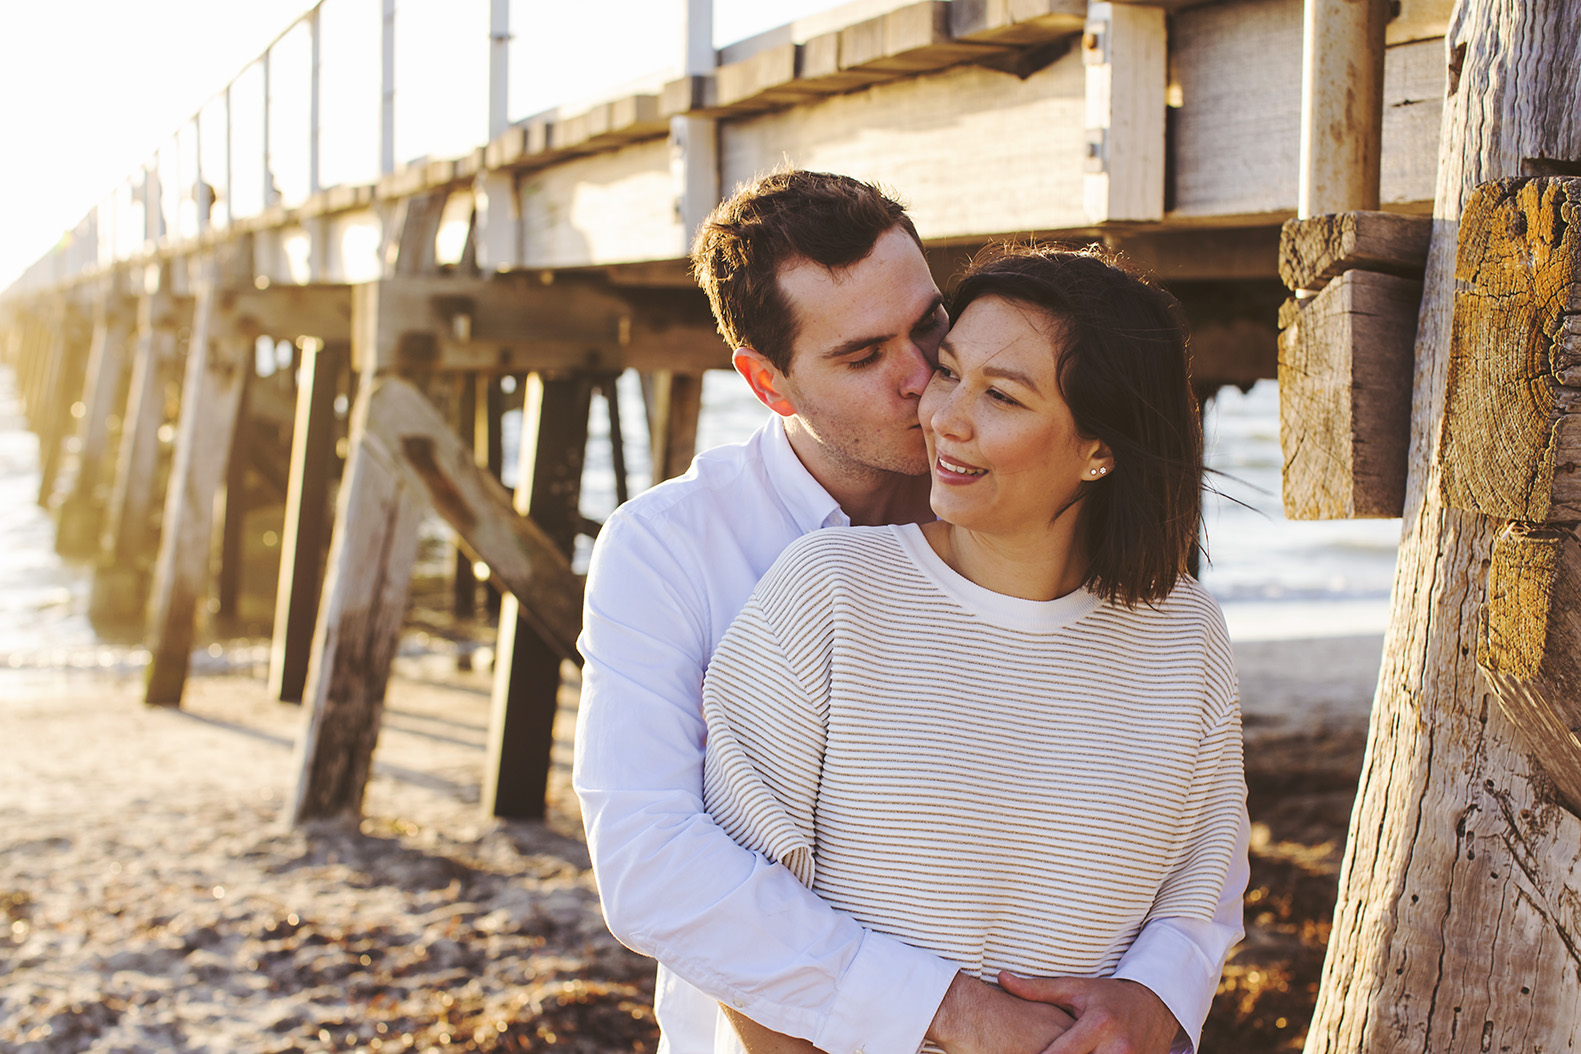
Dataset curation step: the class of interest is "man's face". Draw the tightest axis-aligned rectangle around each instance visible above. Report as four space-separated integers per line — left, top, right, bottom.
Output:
771 227 947 478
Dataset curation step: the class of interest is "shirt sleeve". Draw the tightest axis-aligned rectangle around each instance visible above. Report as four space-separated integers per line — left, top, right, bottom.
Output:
1111 628 1248 1054
572 511 957 1054
701 592 826 889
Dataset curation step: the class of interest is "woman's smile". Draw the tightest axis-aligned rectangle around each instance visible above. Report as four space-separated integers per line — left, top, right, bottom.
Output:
934 452 987 480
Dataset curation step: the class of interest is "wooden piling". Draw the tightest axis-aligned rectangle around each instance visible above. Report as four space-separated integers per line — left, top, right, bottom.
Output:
483 372 593 820
144 252 256 706
642 369 703 483
288 353 428 825
33 300 81 509
268 339 345 703
56 284 136 559
216 365 254 620
91 283 182 626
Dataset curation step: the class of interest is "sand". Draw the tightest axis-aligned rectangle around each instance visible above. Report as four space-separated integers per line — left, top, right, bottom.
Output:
0 633 1382 1054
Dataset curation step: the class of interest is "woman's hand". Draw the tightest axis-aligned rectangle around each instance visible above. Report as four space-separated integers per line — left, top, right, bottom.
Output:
927 971 1076 1054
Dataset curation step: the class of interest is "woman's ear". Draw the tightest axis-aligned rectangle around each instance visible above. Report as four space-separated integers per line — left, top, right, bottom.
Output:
733 347 796 417
1084 439 1115 481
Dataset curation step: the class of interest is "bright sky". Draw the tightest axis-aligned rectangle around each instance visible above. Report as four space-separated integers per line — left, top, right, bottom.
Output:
0 0 834 292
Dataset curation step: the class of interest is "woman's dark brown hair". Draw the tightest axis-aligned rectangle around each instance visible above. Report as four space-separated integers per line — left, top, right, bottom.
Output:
951 244 1204 606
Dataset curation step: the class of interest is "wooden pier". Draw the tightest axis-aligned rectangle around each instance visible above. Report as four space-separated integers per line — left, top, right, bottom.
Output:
12 0 1581 1048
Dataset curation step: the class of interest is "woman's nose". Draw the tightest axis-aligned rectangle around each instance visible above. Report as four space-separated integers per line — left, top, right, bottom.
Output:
929 387 970 439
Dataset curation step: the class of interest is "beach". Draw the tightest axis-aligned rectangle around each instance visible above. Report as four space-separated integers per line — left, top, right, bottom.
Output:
1 628 1379 1054
0 357 1390 1052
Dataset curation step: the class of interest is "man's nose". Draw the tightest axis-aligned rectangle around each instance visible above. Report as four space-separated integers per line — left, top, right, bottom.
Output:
896 340 934 399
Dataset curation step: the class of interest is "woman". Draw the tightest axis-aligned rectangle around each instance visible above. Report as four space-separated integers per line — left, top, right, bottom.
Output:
701 246 1244 1053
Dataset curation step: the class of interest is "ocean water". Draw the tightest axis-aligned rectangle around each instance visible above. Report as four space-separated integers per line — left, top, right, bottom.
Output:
0 364 1400 671
561 372 1403 643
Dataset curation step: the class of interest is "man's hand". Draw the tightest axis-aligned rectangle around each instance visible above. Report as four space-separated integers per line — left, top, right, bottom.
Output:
927 971 1075 1054
997 973 1184 1054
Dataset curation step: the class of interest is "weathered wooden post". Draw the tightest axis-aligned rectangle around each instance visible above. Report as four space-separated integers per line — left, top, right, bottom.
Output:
268 338 346 703
641 369 703 483
144 246 257 706
91 273 184 625
1440 176 1581 810
482 372 593 819
289 194 446 825
56 278 136 558
33 297 92 511
1303 4 1581 1050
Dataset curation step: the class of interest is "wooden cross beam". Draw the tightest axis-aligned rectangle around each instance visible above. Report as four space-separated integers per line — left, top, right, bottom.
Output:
1276 210 1431 518
351 274 725 376
363 374 583 662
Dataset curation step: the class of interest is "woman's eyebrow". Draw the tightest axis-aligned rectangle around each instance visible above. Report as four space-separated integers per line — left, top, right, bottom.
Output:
981 363 1041 392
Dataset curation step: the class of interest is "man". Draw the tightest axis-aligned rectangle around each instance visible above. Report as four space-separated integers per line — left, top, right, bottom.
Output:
573 170 1248 1054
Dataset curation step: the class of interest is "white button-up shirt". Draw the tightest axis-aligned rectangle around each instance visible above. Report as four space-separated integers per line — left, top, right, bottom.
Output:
574 416 1247 1054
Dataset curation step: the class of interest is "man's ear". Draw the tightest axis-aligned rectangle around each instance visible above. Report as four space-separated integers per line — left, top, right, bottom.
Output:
732 347 796 417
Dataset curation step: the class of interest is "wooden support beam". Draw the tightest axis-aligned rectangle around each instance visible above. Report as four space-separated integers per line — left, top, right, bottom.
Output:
92 287 184 626
950 0 1086 45
642 369 704 483
56 290 136 558
291 192 458 825
268 340 345 703
216 368 253 620
34 303 87 509
351 274 725 375
452 377 480 625
1297 0 1389 217
1081 1 1166 224
1441 177 1581 523
289 376 427 825
144 256 255 707
1279 211 1433 293
484 373 592 820
1278 268 1419 519
1481 523 1581 815
226 283 353 343
361 375 583 662
841 2 999 74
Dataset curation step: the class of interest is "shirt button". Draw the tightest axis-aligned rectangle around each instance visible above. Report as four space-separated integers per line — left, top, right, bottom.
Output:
853 1048 865 1054
733 998 746 1008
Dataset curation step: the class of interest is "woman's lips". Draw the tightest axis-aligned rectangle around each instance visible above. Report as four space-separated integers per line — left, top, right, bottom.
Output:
935 453 986 482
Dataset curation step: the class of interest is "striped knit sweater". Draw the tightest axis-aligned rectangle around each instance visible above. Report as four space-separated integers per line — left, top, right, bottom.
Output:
702 522 1244 995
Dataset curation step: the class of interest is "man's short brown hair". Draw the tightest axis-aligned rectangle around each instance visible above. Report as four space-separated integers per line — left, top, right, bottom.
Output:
691 170 921 373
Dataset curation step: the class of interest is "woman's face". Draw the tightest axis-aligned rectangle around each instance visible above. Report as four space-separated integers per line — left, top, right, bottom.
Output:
919 296 1108 539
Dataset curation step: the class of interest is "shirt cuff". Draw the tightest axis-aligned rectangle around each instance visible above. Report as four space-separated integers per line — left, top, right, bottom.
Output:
812 929 959 1054
1110 921 1219 1054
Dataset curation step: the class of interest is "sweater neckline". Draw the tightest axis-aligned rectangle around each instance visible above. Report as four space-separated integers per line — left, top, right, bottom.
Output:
888 523 1103 632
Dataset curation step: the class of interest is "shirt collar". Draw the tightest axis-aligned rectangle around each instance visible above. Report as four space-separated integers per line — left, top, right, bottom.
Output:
762 415 850 532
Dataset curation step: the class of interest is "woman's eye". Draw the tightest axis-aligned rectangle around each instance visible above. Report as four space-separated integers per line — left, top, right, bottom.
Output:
933 363 957 380
988 388 1019 406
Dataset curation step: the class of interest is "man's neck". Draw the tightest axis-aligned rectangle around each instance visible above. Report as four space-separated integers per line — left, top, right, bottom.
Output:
783 423 933 527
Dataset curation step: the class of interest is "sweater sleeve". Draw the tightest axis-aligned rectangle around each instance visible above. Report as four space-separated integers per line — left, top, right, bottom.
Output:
702 591 829 889
1148 634 1247 927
